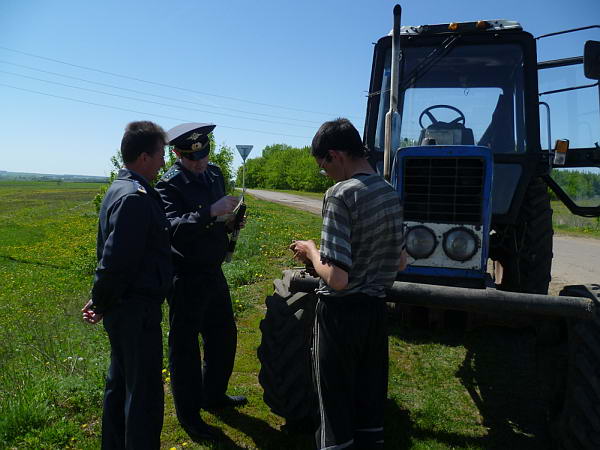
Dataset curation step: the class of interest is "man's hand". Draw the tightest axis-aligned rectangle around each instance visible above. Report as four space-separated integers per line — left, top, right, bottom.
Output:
290 239 348 290
81 299 103 324
210 196 240 217
289 239 318 265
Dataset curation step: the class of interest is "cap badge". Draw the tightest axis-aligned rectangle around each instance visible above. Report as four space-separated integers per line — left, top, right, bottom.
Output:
187 132 201 141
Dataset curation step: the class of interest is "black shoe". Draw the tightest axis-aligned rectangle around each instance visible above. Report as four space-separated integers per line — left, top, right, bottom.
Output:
182 421 220 442
203 394 248 409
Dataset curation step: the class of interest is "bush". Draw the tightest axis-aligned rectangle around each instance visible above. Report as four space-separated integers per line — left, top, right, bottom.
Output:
236 144 333 192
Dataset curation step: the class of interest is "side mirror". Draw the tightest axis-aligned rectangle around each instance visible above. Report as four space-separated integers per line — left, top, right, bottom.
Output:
584 40 600 80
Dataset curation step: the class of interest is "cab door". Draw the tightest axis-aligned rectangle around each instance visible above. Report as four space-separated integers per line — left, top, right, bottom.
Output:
538 39 600 218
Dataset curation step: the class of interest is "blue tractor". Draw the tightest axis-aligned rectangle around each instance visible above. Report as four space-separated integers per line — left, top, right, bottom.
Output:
258 6 600 448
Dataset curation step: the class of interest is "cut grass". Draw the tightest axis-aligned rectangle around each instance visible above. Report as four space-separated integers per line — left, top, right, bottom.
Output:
1 180 556 449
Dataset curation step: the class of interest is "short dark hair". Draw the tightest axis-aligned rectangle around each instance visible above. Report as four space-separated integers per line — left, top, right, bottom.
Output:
311 118 367 160
120 121 167 164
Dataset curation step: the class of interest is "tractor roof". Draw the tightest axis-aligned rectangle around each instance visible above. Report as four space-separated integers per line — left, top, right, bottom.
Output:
391 20 522 36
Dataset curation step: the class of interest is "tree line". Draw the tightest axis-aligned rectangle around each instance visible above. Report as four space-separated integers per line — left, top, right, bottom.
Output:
550 169 600 200
235 144 333 192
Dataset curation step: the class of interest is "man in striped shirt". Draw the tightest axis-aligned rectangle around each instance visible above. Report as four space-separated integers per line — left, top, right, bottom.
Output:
291 118 407 450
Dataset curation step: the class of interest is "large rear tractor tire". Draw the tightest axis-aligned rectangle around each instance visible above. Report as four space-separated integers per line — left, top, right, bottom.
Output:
555 284 600 449
492 176 553 295
257 281 317 423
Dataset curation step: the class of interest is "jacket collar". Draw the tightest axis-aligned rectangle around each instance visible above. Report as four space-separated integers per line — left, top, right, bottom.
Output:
117 168 159 197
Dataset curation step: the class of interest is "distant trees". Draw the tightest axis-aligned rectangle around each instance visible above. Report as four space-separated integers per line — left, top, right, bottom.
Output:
236 144 333 192
550 169 600 200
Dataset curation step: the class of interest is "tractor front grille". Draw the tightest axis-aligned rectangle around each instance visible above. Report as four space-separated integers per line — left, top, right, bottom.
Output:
403 157 484 224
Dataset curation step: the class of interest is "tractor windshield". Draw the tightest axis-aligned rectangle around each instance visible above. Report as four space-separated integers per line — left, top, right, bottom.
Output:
374 43 526 155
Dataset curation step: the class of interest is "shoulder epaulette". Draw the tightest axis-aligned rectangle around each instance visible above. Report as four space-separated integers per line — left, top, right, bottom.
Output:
207 163 222 176
161 166 181 182
133 180 147 194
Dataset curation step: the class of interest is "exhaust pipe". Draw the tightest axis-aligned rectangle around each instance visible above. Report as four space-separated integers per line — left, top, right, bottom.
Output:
383 4 402 181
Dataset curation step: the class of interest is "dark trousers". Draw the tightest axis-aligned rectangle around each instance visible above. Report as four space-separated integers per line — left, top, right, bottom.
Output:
101 298 164 450
168 268 237 427
313 296 388 450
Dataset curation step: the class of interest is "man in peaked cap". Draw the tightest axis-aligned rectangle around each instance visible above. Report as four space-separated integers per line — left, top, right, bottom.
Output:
155 123 247 441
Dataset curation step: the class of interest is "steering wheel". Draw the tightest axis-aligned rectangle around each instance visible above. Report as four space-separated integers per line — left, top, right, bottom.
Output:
418 105 466 129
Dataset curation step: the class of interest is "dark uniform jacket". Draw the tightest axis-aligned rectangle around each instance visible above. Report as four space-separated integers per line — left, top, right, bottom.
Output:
155 160 229 272
91 169 172 313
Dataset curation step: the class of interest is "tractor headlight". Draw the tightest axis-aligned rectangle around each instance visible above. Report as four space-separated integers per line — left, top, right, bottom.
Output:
406 226 437 259
443 227 479 261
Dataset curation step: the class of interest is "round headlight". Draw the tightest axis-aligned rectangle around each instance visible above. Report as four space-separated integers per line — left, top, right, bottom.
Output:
443 227 479 261
406 226 437 259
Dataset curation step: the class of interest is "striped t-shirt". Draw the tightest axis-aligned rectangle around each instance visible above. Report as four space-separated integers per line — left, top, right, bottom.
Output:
316 173 405 298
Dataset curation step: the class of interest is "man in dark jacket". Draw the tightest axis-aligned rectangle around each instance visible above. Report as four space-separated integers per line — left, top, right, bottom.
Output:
81 121 172 450
155 123 246 442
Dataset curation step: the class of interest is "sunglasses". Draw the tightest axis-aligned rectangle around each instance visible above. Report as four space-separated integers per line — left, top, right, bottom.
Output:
181 149 209 161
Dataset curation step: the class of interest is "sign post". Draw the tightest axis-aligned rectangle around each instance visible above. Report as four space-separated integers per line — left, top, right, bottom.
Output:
236 145 253 194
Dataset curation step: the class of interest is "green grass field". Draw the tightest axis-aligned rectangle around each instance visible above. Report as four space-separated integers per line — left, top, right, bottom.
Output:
0 180 559 449
551 199 600 237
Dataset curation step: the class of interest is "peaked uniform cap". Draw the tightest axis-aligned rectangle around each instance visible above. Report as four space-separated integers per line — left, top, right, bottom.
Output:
167 122 216 160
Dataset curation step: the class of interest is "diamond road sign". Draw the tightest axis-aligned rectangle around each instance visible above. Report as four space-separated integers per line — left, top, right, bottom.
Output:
236 145 253 161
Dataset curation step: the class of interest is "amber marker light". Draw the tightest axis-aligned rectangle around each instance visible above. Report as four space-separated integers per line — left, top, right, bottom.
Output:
448 22 459 31
555 139 570 154
476 20 489 29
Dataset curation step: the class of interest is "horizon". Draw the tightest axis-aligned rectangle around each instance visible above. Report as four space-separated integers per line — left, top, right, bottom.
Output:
0 168 108 178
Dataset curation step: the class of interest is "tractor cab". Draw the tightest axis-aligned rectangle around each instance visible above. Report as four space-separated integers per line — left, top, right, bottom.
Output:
366 20 532 162
364 12 600 289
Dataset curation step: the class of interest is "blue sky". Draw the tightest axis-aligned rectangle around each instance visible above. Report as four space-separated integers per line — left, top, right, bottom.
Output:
1 0 598 176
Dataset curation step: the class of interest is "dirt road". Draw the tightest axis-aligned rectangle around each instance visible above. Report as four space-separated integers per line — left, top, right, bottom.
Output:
246 189 599 287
